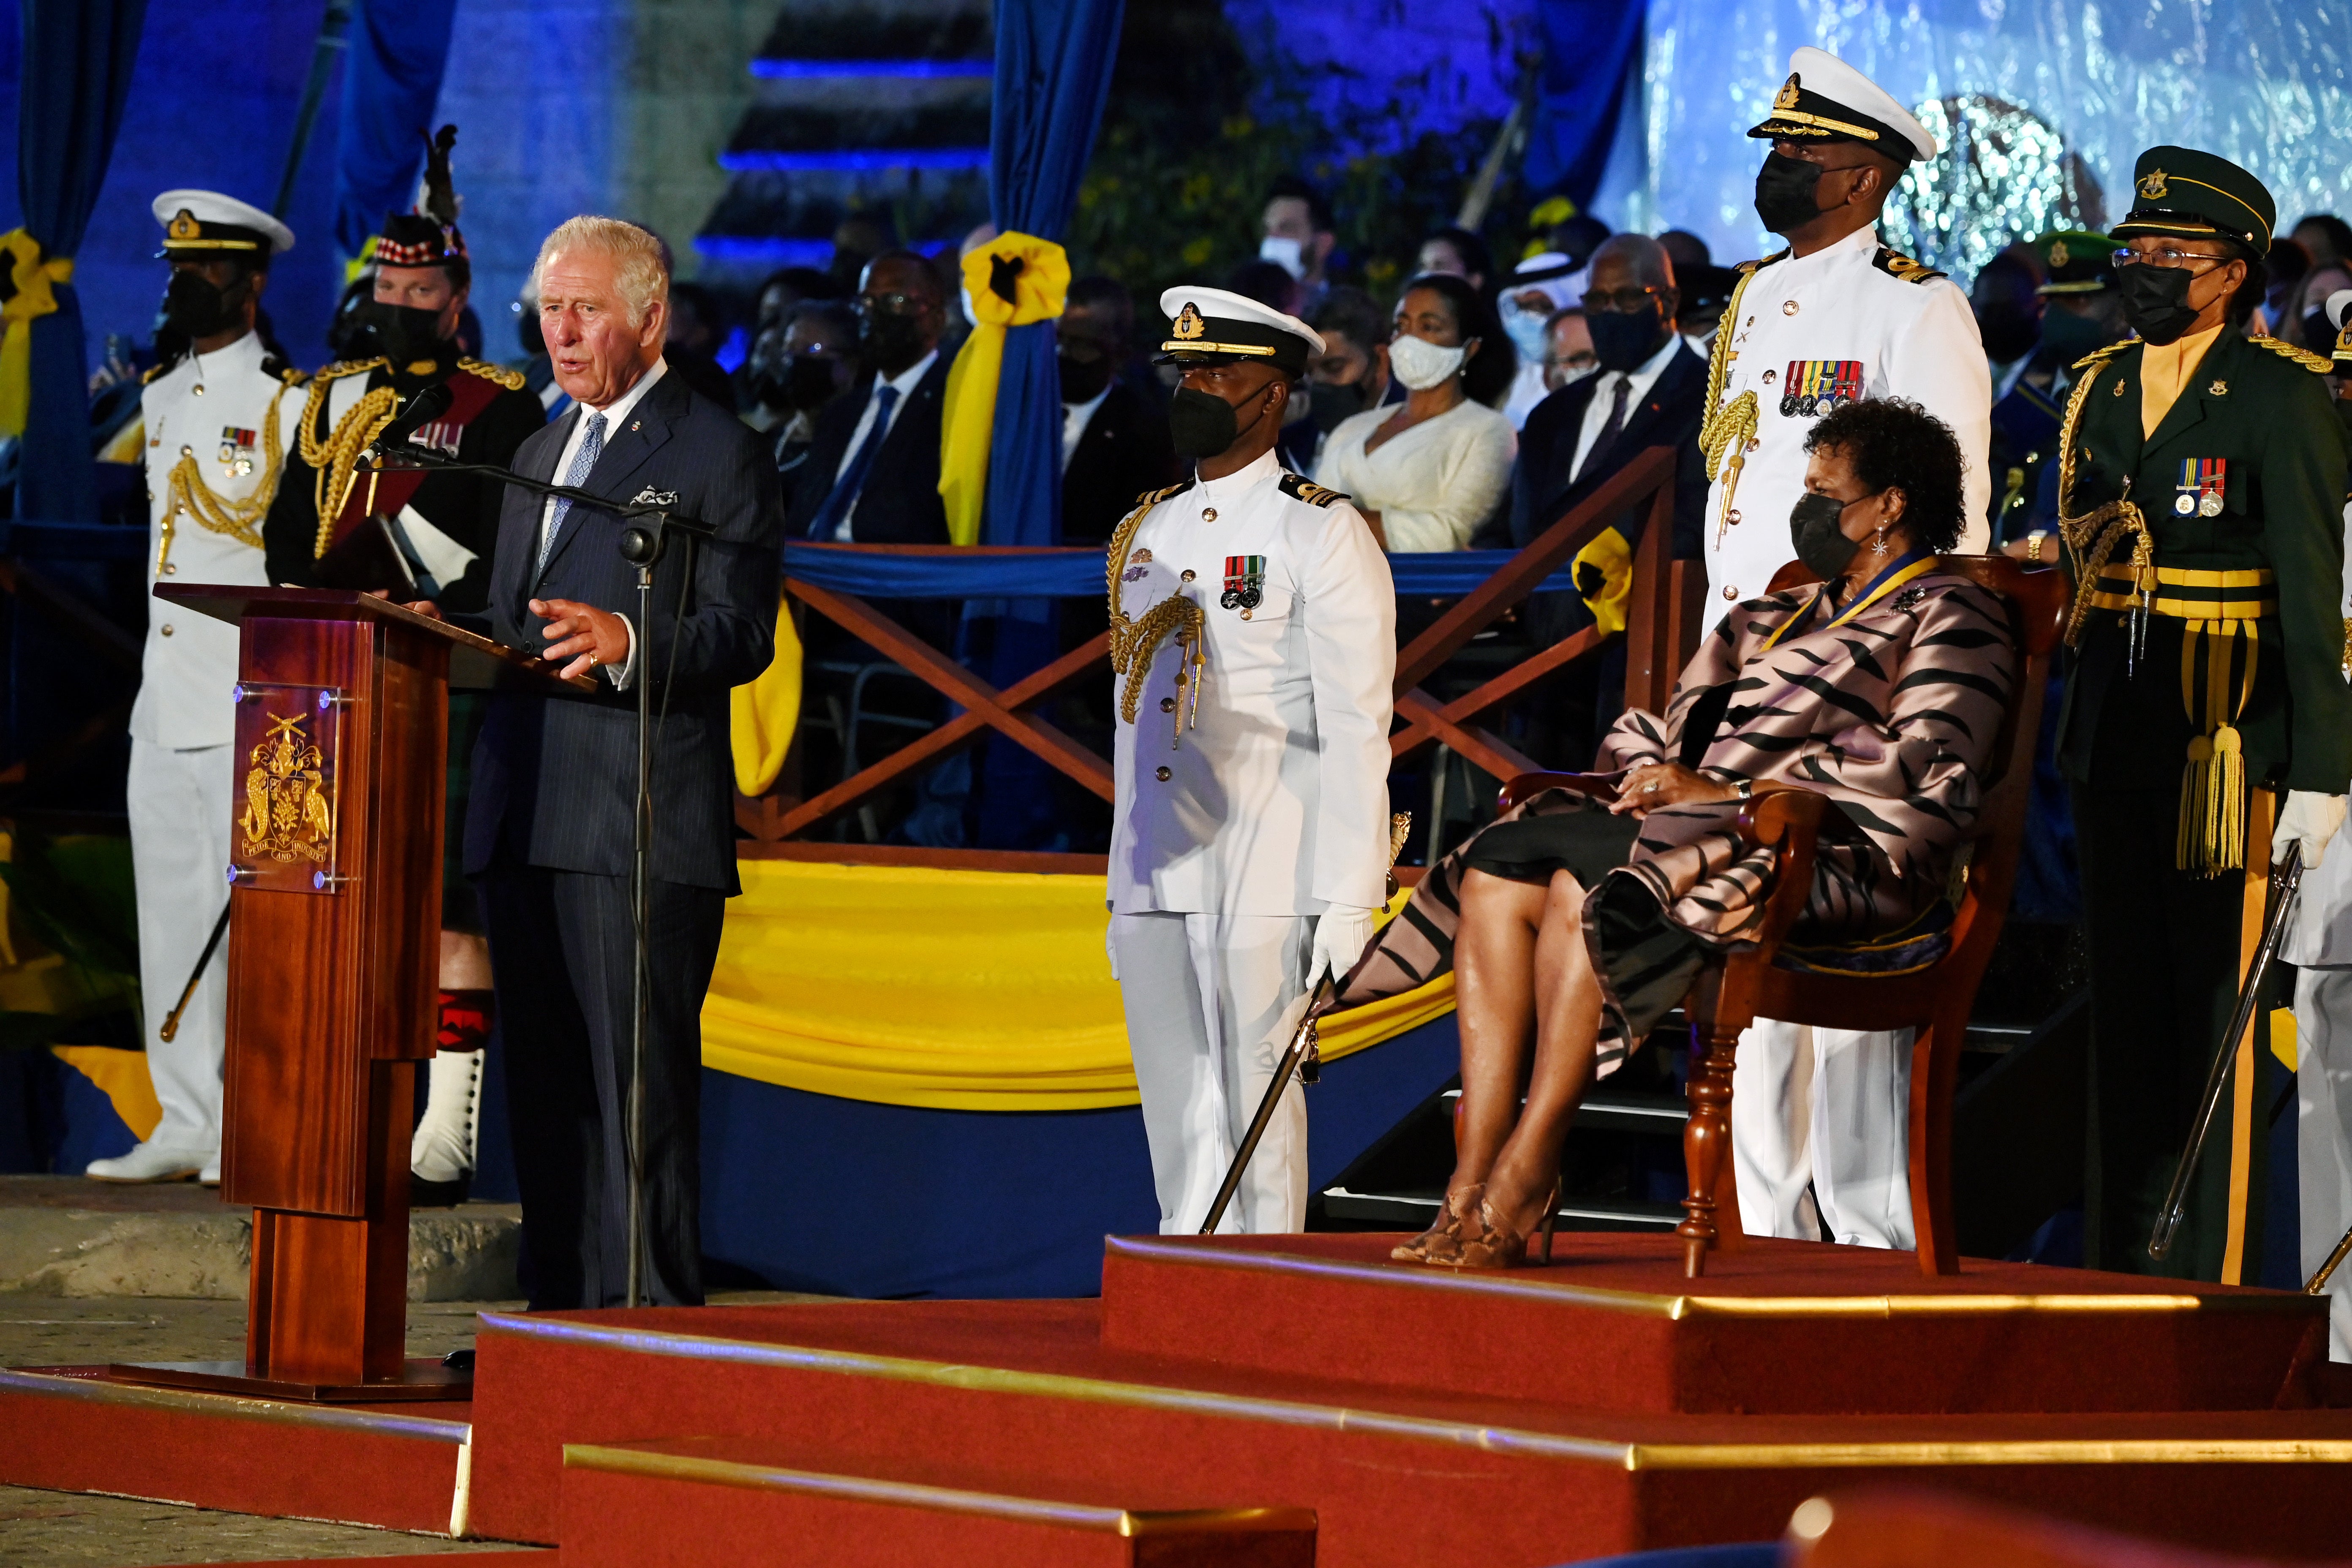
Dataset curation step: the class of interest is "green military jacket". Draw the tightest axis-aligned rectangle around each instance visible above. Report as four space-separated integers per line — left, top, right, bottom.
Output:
2054 323 2352 793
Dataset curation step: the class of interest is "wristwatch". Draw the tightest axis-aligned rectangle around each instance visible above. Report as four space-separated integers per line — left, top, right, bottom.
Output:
2025 530 2049 563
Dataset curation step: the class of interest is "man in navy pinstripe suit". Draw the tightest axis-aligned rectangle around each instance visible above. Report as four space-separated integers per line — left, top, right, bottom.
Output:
441 217 779 1308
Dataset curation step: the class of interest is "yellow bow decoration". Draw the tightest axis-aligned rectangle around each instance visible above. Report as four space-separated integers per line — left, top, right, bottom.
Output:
0 230 74 438
938 231 1070 547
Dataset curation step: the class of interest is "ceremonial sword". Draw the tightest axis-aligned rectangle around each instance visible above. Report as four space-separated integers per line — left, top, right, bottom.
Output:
157 903 232 1044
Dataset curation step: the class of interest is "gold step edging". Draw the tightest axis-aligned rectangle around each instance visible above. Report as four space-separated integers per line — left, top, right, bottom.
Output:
0 1367 471 1442
485 1316 2352 1470
1103 1237 2326 1322
565 1443 1316 1536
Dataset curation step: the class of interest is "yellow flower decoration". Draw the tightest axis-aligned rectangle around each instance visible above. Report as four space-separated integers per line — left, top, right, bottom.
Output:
939 231 1070 546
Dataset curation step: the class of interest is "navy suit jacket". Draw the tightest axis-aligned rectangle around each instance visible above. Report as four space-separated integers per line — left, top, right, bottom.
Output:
459 368 781 893
782 353 951 544
1510 343 1711 561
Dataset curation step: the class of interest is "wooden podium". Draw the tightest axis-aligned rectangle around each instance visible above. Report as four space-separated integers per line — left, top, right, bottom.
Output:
114 588 586 1402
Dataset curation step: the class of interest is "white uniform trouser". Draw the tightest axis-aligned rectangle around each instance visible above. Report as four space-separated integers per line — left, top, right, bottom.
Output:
127 740 234 1154
1111 911 1311 1235
2296 968 2352 1361
1731 1017 1915 1248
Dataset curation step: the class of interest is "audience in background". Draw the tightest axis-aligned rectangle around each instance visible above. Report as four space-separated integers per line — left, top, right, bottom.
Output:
1544 307 1597 390
1657 229 1712 275
754 265 840 334
1418 226 1497 295
1058 276 1178 545
662 280 738 408
1261 176 1339 316
1971 248 2045 398
1498 252 1589 427
1224 257 1304 320
1546 213 1613 275
768 300 860 509
786 250 952 546
2288 254 2352 351
829 212 896 292
2256 238 2308 335
2295 213 2352 274
1274 286 1394 472
1315 271 1515 553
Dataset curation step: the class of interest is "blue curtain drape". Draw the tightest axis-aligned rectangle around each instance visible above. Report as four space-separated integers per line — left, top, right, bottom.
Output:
330 0 460 259
1522 0 1645 206
17 0 147 523
981 0 1125 550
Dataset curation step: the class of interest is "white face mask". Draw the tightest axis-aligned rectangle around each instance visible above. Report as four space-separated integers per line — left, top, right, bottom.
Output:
1388 332 1468 390
1497 296 1553 362
1259 234 1306 280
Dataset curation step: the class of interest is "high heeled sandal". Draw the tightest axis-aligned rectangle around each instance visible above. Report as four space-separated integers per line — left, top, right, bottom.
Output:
1455 1180 1561 1269
1391 1184 1481 1266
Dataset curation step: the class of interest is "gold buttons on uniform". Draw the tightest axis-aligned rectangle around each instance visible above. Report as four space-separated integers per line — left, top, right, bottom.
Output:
161 563 176 575
180 444 193 457
1180 569 1196 582
1239 608 1252 621
1762 370 1777 384
1783 300 1799 316
1160 697 1176 713
1202 508 1218 522
1154 766 1172 781
191 384 204 397
1722 585 1738 601
160 623 175 636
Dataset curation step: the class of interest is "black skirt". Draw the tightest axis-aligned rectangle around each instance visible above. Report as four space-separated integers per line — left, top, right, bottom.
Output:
1456 807 1643 888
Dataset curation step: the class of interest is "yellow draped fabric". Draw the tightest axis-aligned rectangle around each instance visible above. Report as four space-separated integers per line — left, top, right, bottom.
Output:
701 860 1455 1111
938 231 1070 547
1571 525 1635 636
729 602 803 797
0 230 73 437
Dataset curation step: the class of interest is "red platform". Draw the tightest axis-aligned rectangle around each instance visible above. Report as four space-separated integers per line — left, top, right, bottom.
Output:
8 1234 2348 1565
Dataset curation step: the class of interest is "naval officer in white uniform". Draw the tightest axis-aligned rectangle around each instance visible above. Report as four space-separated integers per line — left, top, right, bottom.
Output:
90 193 306 1184
1107 287 1396 1234
1695 50 1992 1250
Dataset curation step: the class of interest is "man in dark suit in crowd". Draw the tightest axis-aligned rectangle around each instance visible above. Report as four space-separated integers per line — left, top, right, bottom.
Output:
784 249 952 545
436 215 779 1309
1057 276 1176 545
1510 233 1709 762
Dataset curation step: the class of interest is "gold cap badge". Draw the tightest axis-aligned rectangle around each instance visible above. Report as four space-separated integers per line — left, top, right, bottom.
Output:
1775 74 1801 111
2048 239 2071 268
2138 169 2168 200
167 210 200 242
1172 302 1205 341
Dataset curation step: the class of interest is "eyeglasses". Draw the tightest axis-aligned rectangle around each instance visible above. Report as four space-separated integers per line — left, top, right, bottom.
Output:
1582 285 1666 315
856 292 928 316
2112 246 2228 271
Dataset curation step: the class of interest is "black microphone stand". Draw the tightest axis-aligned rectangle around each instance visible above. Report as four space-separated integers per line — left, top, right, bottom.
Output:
371 450 713 1309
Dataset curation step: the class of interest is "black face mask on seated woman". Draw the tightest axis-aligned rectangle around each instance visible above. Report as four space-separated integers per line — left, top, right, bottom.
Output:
1790 490 1865 579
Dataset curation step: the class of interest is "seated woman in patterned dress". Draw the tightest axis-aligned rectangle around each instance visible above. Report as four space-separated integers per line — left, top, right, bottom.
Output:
1342 397 2018 1269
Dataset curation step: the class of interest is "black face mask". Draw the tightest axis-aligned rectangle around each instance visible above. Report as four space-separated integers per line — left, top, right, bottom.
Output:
1168 384 1271 460
161 270 243 338
1975 300 2041 364
2040 303 2111 365
860 310 930 372
1754 152 1828 236
1057 350 1114 405
784 354 840 412
354 299 448 365
1587 304 1666 372
2305 308 2340 355
1309 377 1368 434
1790 492 1861 580
2117 262 2204 347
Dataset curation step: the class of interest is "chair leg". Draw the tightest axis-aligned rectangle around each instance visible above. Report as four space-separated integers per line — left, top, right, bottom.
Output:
1676 1023 1741 1278
1908 1009 1962 1277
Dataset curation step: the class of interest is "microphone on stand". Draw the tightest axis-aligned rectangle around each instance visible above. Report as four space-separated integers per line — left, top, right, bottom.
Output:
366 381 455 463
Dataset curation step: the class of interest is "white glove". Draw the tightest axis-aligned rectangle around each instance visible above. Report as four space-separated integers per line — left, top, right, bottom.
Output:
1105 919 1119 982
2273 790 2349 872
1308 905 1379 989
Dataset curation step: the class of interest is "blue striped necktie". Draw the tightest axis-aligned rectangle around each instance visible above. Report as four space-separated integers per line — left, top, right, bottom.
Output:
541 409 607 569
807 383 900 539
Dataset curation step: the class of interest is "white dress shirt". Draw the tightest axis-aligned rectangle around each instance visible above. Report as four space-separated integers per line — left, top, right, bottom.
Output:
1060 383 1112 474
537 356 668 688
830 348 938 540
1568 334 1692 478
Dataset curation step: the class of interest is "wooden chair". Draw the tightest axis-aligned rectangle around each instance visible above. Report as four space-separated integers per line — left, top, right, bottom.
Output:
1499 556 2070 1278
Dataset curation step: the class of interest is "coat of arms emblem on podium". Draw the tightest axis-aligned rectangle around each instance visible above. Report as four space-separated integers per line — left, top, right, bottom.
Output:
239 711 335 864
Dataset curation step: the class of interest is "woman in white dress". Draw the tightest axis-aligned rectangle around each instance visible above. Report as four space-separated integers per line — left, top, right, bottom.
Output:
1314 272 1516 553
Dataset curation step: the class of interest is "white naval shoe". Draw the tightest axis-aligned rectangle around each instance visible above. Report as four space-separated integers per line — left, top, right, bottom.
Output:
200 1155 220 1186
86 1139 210 1183
410 1048 485 1207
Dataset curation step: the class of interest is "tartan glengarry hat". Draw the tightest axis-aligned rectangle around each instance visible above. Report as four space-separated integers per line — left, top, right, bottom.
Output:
2111 146 2274 258
1748 47 1936 165
151 190 294 262
1156 286 1323 378
375 212 465 268
2034 230 2117 296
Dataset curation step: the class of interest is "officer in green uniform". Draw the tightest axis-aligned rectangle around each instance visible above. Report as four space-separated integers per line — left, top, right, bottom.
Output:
2055 147 2352 1281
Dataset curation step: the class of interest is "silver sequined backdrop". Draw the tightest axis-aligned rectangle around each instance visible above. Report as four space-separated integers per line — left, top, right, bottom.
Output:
1592 0 2352 281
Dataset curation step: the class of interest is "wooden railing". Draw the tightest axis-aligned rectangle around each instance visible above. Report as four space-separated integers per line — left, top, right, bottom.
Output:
739 447 1699 865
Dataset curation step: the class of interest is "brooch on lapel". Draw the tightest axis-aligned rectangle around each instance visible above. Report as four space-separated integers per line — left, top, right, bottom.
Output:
1891 586 1926 612
629 487 681 508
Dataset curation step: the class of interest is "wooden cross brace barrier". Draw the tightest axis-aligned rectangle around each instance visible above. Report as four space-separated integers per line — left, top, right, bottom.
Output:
746 449 1690 846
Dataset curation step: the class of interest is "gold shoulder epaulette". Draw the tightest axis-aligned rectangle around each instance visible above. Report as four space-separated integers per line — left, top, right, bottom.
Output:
1279 472 1348 508
278 365 310 387
459 357 527 392
140 363 163 385
1873 246 1945 284
2248 333 2334 374
313 357 389 384
1131 479 1191 510
2070 340 2134 372
1736 248 1791 275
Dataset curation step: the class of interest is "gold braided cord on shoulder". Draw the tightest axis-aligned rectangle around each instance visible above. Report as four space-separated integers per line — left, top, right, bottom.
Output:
1696 263 1767 534
158 381 293 572
459 357 526 391
1105 492 1205 728
2053 355 2153 646
2246 332 2334 374
295 358 397 561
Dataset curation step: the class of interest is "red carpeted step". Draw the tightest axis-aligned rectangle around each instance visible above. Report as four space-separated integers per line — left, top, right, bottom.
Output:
1096 1232 2328 1417
461 1292 2352 1565
558 1435 1315 1567
137 1557 547 1567
0 1367 472 1534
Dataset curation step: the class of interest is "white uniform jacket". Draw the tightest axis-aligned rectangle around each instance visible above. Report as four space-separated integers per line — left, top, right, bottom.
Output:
1108 449 1396 916
133 332 305 749
1699 224 1991 629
